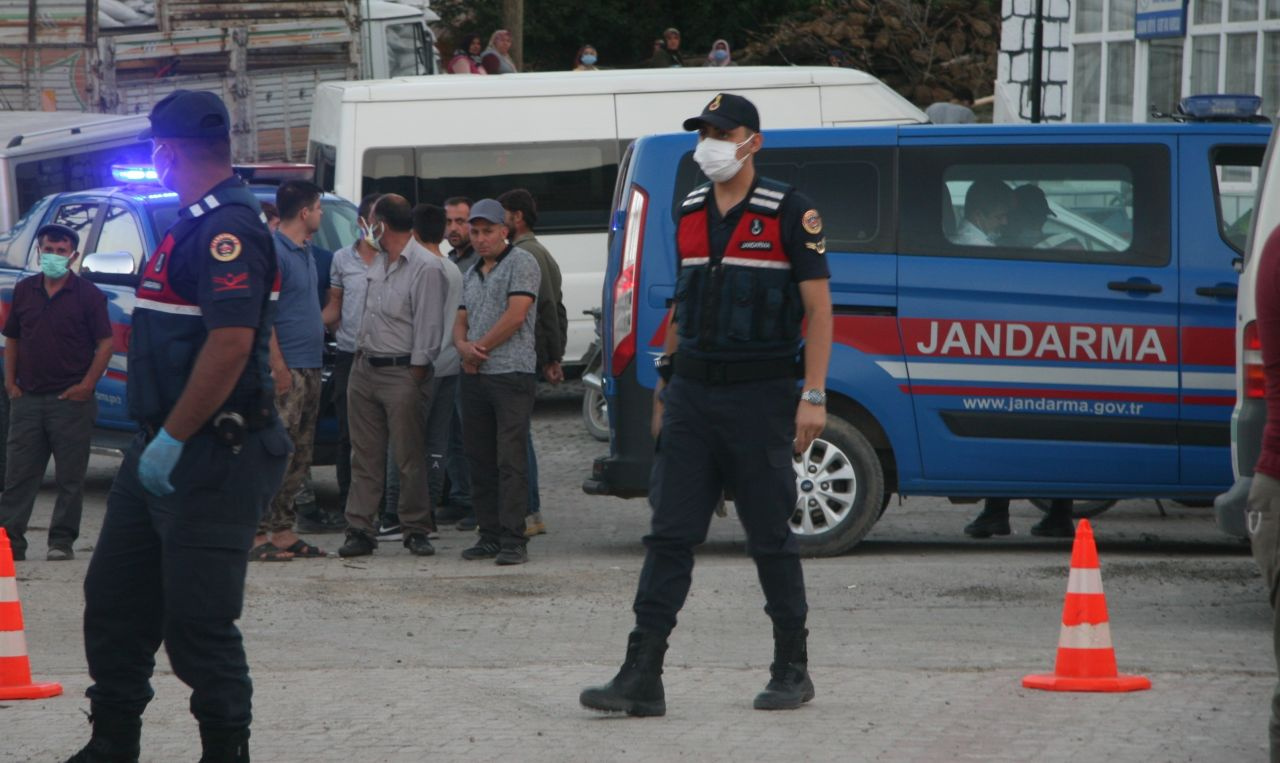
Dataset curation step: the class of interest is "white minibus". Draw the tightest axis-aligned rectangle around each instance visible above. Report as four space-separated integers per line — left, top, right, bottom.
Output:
308 66 927 365
0 112 151 232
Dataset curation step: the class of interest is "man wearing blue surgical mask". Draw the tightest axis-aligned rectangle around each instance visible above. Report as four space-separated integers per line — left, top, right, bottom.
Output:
0 223 112 563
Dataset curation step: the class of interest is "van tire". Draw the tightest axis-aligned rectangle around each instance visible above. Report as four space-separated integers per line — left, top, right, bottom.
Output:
582 387 610 442
790 415 885 557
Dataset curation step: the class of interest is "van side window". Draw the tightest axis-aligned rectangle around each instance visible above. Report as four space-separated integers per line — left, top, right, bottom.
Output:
1212 145 1264 254
93 204 146 273
900 144 1170 266
30 202 99 269
13 143 150 222
362 141 621 232
671 147 892 253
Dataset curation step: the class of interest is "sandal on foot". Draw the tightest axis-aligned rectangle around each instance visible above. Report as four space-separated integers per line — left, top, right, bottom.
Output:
282 539 328 558
250 542 293 561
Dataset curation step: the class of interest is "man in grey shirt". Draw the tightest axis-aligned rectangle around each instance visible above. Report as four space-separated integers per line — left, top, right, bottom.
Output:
338 194 450 559
454 199 541 566
925 86 977 124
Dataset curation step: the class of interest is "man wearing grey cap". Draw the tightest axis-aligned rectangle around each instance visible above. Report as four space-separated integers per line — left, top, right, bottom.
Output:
453 198 542 565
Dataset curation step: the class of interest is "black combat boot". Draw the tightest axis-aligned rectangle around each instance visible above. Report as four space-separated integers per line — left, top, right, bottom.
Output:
198 725 250 763
579 629 668 717
964 498 1012 538
753 626 816 710
64 705 142 763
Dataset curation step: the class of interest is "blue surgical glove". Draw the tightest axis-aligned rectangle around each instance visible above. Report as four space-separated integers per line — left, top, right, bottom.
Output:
138 428 184 496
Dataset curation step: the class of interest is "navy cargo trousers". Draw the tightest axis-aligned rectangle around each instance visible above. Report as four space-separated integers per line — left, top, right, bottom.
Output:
83 423 289 728
634 374 808 636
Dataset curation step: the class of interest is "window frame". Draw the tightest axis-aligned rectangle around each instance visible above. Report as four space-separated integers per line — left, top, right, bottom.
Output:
898 142 1172 267
670 146 896 254
360 140 623 235
1210 143 1266 254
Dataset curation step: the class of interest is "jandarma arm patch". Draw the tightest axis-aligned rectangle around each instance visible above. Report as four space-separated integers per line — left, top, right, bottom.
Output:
801 209 823 235
210 233 242 262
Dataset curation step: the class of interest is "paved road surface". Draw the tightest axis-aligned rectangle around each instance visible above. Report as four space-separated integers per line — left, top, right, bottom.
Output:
1 393 1272 761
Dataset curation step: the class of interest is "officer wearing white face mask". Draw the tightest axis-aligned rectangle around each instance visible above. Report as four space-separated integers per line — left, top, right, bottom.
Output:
581 92 833 717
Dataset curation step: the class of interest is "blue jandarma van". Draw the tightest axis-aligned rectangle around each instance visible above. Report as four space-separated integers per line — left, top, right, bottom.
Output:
585 106 1270 556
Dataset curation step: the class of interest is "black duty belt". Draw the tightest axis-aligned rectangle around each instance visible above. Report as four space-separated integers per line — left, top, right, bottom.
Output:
140 396 275 447
367 355 412 367
673 355 799 385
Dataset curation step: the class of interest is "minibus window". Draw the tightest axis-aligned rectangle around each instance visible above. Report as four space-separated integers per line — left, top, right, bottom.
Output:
900 144 1170 267
362 141 620 233
13 142 150 221
1211 145 1265 254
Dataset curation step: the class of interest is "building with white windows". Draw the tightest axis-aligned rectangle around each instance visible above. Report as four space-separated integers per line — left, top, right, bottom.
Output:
997 0 1280 122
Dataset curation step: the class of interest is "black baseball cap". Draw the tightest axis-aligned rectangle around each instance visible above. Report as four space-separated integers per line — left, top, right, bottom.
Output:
36 223 80 251
682 92 760 133
139 90 231 140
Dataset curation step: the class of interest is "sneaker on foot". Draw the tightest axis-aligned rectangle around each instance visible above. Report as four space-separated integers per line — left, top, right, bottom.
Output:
1030 515 1075 538
457 515 478 532
376 522 403 542
46 546 74 561
338 530 377 558
524 512 546 538
404 533 435 556
461 540 501 560
495 545 528 566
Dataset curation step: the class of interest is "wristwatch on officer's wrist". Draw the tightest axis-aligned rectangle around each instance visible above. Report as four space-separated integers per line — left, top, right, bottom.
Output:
655 353 674 383
801 388 826 406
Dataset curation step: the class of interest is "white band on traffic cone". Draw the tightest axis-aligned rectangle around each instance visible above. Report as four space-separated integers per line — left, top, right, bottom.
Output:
0 630 28 658
1057 621 1113 650
1066 568 1103 595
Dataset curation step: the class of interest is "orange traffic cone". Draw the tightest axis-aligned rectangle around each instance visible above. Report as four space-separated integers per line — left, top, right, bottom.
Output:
1022 519 1150 693
0 529 61 700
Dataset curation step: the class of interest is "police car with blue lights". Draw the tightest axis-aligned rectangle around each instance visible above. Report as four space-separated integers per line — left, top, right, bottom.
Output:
0 162 357 466
586 94 1271 556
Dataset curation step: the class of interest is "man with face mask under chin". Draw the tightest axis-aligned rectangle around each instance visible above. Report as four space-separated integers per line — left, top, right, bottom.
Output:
580 93 833 716
70 90 289 763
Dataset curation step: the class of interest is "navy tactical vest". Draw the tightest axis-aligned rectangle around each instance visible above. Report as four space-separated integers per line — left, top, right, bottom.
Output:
128 183 278 427
674 178 804 358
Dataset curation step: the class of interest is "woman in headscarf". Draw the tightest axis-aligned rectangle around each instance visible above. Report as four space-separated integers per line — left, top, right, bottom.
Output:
704 39 735 67
449 33 487 74
574 44 600 71
481 29 518 74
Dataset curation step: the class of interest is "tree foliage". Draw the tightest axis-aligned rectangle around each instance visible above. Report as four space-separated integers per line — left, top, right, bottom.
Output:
430 0 810 70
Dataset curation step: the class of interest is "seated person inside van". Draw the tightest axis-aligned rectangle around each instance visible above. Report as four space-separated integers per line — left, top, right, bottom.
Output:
951 179 1011 246
1001 184 1054 248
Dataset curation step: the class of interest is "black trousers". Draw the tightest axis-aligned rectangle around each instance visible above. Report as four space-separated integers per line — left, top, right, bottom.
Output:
634 374 808 636
0 393 95 556
460 372 536 548
83 423 289 728
333 350 355 509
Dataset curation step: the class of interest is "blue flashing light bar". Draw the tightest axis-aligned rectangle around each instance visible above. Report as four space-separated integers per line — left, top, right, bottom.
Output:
1179 94 1263 120
111 164 159 183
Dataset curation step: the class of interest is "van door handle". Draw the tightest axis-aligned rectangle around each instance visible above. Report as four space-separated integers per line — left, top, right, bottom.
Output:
1195 284 1237 299
1107 279 1162 294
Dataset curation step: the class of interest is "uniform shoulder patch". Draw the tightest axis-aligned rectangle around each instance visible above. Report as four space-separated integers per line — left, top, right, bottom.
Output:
210 233 243 262
801 209 823 236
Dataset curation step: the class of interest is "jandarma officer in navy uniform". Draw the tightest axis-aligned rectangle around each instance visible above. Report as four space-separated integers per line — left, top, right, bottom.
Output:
581 93 833 716
69 91 289 763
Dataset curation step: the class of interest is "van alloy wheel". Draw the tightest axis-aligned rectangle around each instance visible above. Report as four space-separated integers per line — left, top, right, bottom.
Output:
789 415 885 556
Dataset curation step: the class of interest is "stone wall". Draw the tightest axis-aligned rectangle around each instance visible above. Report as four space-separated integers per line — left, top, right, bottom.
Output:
996 0 1071 122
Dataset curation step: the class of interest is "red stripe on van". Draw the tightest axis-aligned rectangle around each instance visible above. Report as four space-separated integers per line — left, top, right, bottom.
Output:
833 315 901 356
1180 327 1234 367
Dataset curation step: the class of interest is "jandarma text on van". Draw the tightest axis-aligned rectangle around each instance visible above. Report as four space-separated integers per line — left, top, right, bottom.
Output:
907 319 1169 363
961 396 1145 416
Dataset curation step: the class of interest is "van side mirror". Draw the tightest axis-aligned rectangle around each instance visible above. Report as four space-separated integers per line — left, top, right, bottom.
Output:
82 251 139 286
